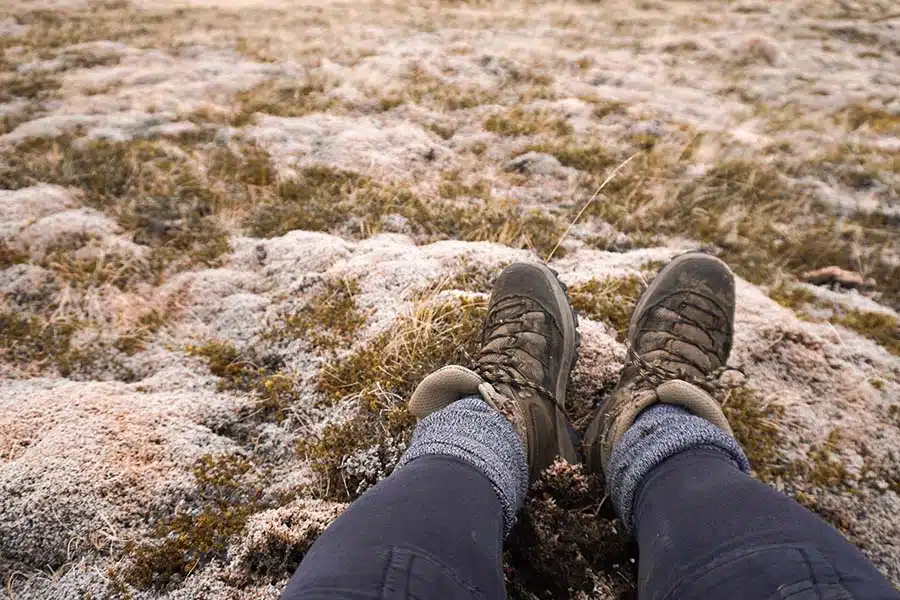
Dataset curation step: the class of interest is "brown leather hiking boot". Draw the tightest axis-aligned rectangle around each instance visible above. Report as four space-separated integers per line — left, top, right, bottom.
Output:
409 262 580 480
584 252 737 474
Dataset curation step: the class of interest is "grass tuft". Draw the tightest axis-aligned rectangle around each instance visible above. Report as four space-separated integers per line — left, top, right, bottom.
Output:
300 296 486 499
568 275 643 338
484 108 572 137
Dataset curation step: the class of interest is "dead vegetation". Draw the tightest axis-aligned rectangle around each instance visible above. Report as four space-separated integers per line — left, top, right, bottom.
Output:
300 295 486 499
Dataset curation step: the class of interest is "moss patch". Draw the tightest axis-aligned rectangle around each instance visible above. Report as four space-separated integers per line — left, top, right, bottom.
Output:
245 165 567 257
524 142 617 173
833 310 900 356
568 275 643 338
231 79 334 126
189 342 297 421
299 296 486 499
722 387 786 482
835 103 900 135
121 453 268 590
276 278 369 351
0 312 81 376
0 136 235 276
484 108 572 137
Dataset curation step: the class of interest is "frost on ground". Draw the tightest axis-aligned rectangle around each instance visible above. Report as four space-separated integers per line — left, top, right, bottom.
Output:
1 0 899 598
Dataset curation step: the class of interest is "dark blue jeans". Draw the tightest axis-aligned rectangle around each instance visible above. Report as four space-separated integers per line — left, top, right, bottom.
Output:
282 450 899 600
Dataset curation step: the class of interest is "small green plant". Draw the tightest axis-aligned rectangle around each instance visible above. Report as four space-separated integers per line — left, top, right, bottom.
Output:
769 284 817 311
189 342 297 421
833 310 900 356
484 108 572 137
121 453 267 589
568 275 643 338
277 278 370 350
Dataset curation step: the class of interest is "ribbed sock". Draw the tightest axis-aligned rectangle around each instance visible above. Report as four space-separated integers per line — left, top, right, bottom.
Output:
607 404 750 533
396 396 529 537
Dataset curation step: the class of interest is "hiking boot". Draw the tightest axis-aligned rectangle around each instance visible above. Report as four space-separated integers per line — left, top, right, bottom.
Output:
584 252 737 474
409 262 580 480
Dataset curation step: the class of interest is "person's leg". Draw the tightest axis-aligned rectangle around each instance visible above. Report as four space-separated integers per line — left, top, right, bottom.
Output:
583 252 898 600
613 405 900 600
281 397 527 600
283 262 582 600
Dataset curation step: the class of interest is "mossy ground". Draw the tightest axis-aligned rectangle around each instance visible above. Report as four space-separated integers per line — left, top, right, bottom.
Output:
274 278 370 351
120 453 270 591
246 164 567 257
300 296 486 499
568 275 644 339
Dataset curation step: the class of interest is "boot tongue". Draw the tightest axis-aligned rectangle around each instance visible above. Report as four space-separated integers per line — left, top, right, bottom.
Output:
409 366 483 419
655 379 734 436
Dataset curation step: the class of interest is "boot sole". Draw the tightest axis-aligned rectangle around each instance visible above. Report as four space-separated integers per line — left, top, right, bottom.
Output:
534 263 581 465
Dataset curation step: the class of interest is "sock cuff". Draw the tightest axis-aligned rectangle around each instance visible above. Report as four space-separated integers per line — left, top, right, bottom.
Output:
396 396 528 537
606 404 750 533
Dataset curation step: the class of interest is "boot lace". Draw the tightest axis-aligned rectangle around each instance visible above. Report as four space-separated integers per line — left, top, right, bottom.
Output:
472 297 560 405
626 291 732 394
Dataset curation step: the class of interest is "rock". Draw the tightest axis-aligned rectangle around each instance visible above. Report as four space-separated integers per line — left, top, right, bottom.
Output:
504 152 565 176
801 266 875 290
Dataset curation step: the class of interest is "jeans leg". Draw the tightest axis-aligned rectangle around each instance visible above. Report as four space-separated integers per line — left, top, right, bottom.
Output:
281 455 506 600
634 448 899 600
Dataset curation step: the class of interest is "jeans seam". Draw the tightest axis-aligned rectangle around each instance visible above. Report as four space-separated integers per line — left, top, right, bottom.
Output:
659 543 803 600
386 545 485 600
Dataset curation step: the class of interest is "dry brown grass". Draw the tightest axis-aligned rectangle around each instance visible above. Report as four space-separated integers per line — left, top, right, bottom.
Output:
301 294 487 499
485 107 573 137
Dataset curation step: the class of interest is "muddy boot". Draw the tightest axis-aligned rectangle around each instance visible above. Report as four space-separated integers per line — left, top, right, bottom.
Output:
584 251 738 475
409 262 580 481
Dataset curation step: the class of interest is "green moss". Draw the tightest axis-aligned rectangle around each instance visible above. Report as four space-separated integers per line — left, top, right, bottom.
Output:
122 453 266 589
0 312 81 375
244 166 366 237
245 165 567 257
721 387 786 482
769 284 817 311
568 275 643 338
484 108 572 137
833 310 900 356
207 141 277 187
0 137 232 276
41 248 150 291
835 103 900 135
438 170 491 200
230 79 333 125
300 297 486 499
277 278 369 350
524 143 617 173
425 122 456 140
0 71 61 102
189 342 297 421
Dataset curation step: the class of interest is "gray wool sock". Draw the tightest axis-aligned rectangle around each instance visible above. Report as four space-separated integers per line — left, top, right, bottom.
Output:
607 404 750 534
396 395 529 537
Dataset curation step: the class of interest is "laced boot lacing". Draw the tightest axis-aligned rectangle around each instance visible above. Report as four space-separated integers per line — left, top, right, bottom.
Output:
626 289 735 394
472 296 564 411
